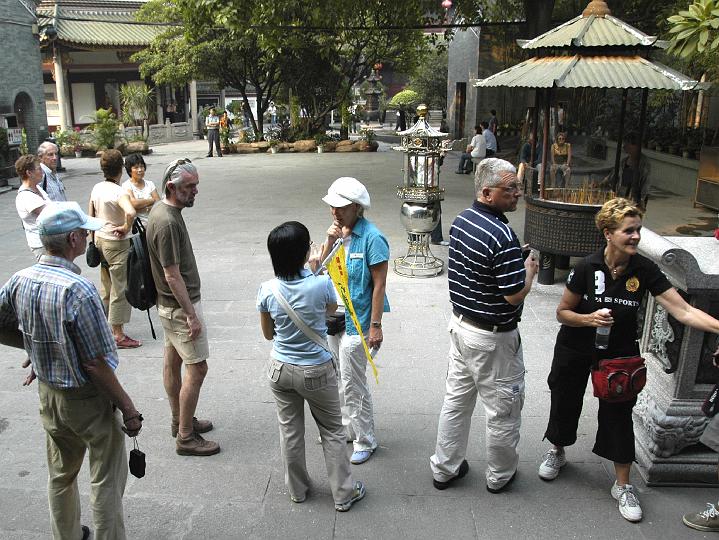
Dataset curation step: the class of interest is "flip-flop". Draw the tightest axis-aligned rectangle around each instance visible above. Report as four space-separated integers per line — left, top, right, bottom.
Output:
116 335 142 349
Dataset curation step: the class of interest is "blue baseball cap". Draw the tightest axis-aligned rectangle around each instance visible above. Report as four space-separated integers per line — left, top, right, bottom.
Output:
37 202 104 236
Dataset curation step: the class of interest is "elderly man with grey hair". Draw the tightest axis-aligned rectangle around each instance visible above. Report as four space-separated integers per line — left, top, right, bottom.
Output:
146 159 219 456
37 141 67 202
430 158 538 494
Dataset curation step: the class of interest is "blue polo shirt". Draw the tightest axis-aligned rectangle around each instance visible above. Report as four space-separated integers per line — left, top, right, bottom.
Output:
257 270 335 366
448 201 525 325
345 217 390 335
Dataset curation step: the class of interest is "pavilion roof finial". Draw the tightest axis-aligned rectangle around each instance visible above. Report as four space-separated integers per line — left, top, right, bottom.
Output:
582 0 611 18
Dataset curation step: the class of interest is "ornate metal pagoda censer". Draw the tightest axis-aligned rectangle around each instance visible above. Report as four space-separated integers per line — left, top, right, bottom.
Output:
392 104 449 278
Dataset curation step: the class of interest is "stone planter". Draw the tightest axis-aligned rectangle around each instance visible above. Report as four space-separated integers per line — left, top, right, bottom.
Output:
269 146 278 154
75 151 82 158
317 146 324 154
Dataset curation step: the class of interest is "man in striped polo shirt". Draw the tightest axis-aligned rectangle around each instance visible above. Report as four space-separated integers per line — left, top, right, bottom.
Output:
430 158 538 494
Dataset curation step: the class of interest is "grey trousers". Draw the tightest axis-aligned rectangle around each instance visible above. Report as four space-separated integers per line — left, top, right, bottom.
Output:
207 128 221 156
267 358 354 504
430 314 525 490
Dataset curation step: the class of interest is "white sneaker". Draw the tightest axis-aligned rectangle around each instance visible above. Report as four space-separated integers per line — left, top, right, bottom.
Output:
611 482 643 522
538 448 566 481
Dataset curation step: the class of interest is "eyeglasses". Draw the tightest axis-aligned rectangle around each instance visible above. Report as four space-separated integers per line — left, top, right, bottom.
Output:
495 183 522 194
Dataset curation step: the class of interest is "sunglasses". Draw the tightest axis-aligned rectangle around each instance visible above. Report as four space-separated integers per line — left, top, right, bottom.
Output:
163 158 193 186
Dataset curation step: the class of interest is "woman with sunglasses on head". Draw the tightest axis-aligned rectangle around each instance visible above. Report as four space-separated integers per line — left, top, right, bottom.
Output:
537 197 719 523
257 221 366 512
122 153 159 225
88 149 140 349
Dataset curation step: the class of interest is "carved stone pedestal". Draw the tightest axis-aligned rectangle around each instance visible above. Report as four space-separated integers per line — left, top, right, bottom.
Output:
634 229 719 485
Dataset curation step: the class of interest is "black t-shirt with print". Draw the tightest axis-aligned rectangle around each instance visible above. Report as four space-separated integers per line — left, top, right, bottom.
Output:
556 249 672 358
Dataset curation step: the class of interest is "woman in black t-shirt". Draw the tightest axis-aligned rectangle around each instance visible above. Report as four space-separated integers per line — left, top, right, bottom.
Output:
537 198 719 524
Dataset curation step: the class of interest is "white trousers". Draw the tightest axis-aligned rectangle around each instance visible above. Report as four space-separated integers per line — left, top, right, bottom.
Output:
430 314 525 490
327 332 378 452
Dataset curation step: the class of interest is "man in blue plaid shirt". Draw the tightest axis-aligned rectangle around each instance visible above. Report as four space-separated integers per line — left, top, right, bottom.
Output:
0 202 143 540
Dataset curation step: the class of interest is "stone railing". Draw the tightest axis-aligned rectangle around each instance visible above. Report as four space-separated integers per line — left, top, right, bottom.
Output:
634 227 719 485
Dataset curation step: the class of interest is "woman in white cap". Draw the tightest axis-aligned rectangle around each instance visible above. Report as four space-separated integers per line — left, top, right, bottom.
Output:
319 177 390 465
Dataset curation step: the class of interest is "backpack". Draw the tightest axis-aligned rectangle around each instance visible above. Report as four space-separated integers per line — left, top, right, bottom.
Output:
125 218 157 338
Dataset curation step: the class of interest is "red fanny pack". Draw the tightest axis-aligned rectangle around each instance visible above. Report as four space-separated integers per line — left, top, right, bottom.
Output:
591 356 646 402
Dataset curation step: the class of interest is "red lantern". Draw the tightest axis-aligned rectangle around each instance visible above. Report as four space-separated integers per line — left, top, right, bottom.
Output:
442 0 452 8
374 62 383 71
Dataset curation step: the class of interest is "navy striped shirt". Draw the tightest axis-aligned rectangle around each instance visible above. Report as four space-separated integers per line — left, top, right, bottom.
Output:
448 201 526 325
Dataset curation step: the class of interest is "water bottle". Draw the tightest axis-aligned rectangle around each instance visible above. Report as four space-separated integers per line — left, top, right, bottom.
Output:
595 308 612 349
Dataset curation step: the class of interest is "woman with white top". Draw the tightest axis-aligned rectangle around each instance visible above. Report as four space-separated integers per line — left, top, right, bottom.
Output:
122 153 159 224
88 149 140 349
14 155 51 260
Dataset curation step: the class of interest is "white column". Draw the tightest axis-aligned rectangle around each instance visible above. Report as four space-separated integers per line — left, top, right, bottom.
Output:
53 49 70 130
190 80 199 138
156 86 163 124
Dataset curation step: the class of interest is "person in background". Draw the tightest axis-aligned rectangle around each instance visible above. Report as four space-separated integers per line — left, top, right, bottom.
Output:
489 109 498 135
37 141 67 202
319 177 390 465
483 121 497 157
517 132 540 185
14 155 51 260
550 131 572 188
258 220 366 512
603 131 651 210
456 125 486 175
122 153 159 225
88 149 140 349
537 198 719 523
0 201 143 540
205 107 222 158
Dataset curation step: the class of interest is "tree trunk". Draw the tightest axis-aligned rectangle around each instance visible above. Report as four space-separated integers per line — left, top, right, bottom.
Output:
523 0 555 38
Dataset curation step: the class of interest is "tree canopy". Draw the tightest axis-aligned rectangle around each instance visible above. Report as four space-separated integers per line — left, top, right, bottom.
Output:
134 0 447 137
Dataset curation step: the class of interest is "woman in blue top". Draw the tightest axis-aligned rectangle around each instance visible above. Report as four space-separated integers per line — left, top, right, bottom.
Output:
320 177 390 466
258 221 365 512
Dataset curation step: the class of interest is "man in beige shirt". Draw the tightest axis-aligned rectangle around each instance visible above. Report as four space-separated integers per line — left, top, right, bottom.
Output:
146 159 219 456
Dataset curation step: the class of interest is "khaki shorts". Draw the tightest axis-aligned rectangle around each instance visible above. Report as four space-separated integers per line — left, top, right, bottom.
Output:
157 301 210 364
701 414 719 453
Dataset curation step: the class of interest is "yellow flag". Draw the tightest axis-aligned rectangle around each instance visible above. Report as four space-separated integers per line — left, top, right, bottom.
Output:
325 244 379 384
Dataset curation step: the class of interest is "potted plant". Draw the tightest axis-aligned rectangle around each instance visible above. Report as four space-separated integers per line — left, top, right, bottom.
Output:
268 138 279 154
69 128 83 157
314 133 330 153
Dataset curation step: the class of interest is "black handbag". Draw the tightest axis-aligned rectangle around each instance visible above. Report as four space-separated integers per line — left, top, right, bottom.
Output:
86 241 101 268
326 312 345 336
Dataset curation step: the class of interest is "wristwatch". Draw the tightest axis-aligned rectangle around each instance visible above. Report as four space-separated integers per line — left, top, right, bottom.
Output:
370 320 382 328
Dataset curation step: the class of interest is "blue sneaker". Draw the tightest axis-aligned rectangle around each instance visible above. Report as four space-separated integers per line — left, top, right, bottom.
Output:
335 481 366 511
350 449 373 464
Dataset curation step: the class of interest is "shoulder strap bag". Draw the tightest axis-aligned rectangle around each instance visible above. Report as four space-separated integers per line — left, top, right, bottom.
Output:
268 281 338 373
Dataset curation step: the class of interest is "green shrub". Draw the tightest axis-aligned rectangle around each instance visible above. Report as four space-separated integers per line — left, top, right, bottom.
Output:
89 108 120 149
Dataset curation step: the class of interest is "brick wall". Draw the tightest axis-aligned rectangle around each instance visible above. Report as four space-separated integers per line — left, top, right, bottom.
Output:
0 2 49 153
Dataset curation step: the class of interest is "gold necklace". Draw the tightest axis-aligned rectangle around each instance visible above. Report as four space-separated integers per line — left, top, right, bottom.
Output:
604 256 627 278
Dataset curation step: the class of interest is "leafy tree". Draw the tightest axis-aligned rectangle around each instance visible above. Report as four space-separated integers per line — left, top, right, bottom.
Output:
135 0 445 137
388 89 421 108
119 83 155 136
408 47 448 109
667 0 719 57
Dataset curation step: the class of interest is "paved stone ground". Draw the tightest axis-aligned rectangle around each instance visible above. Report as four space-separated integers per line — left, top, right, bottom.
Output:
1 140 718 539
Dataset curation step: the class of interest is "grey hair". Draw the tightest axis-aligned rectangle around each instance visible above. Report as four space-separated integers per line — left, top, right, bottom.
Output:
40 231 72 254
37 141 58 157
474 158 517 194
162 161 197 198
